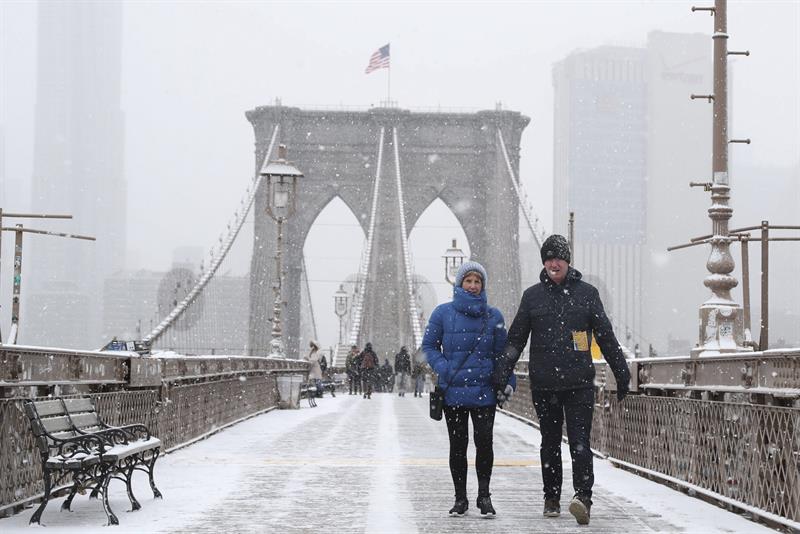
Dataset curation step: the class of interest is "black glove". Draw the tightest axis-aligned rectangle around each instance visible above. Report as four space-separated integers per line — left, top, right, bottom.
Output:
496 385 514 406
616 381 629 402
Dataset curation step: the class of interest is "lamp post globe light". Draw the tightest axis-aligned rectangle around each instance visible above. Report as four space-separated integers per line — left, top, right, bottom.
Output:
260 144 303 358
333 284 349 345
442 238 467 285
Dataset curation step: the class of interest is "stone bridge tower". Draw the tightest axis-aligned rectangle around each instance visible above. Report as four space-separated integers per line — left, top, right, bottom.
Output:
246 105 529 359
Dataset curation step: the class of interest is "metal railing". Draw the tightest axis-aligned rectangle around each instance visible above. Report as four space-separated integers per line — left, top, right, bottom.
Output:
502 351 800 531
0 346 308 516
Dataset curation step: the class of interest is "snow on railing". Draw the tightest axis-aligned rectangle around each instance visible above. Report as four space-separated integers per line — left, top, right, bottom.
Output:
392 127 424 349
497 129 548 249
144 124 280 345
347 127 385 346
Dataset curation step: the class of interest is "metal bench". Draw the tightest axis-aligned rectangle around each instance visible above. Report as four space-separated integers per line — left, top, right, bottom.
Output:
23 397 162 525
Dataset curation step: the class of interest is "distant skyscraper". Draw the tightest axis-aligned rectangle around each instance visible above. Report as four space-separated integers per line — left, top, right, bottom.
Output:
553 46 648 349
643 31 711 355
553 46 648 244
552 33 711 355
25 0 125 348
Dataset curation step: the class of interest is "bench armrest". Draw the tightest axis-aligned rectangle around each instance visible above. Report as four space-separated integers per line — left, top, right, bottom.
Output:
51 433 109 457
87 424 151 446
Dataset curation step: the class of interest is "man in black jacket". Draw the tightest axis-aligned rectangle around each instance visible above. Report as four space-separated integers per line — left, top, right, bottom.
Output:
394 346 412 397
492 234 630 526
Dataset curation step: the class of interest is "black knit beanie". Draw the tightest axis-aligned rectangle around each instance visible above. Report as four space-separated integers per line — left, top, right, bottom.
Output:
540 234 571 264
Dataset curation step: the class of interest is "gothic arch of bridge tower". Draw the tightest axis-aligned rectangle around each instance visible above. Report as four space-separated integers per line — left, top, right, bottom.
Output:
246 105 530 360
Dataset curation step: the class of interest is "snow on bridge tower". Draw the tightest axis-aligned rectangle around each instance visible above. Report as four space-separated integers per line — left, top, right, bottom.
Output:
246 104 529 359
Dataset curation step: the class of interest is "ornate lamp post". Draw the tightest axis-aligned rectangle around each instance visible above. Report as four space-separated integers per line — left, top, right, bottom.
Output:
260 144 303 357
442 238 466 285
333 284 349 345
690 0 749 356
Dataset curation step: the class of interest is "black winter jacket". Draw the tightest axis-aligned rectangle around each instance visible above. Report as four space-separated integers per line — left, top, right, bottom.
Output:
493 267 630 391
395 350 412 374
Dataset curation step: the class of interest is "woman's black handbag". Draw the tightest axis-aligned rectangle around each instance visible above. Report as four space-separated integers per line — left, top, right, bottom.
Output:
429 313 489 421
429 386 445 420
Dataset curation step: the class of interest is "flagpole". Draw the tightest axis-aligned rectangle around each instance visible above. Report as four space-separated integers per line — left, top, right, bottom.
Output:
387 62 391 105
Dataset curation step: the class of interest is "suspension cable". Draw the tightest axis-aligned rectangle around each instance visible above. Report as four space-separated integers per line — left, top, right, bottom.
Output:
144 124 280 345
347 127 385 346
392 127 424 349
496 128 548 249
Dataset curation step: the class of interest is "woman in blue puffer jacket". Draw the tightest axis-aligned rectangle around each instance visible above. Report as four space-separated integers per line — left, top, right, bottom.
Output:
422 260 516 517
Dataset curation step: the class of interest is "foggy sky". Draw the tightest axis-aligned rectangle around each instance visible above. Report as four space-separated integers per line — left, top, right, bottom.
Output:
1 0 798 350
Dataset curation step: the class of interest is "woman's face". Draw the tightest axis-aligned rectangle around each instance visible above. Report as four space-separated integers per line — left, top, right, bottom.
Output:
461 272 483 295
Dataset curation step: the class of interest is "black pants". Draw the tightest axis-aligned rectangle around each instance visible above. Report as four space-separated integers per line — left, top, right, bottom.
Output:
362 370 374 397
531 388 594 500
443 404 496 498
348 375 360 394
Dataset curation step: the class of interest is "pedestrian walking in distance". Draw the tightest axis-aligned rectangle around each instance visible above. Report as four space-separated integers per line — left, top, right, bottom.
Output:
394 346 412 396
359 342 378 399
422 261 516 517
411 357 426 397
492 234 631 526
345 345 360 395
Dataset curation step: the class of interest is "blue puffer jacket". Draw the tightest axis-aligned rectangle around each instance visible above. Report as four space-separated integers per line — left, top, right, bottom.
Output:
422 287 515 407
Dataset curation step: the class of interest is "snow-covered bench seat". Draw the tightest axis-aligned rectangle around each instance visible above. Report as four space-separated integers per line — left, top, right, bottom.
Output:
23 397 163 526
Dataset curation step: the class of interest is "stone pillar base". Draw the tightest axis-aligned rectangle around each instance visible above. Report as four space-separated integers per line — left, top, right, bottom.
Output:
691 302 752 358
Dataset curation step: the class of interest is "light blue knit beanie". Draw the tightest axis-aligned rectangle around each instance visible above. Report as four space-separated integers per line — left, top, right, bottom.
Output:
454 260 488 288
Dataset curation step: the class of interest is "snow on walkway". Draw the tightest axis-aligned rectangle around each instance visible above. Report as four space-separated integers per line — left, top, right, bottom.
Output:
0 393 775 533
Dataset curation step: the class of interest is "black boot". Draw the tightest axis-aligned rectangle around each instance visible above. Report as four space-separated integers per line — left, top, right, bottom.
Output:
543 497 560 517
477 493 496 516
449 495 468 516
568 494 592 525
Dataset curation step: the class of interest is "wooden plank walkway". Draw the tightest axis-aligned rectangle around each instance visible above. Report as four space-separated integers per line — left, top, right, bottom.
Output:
0 393 775 533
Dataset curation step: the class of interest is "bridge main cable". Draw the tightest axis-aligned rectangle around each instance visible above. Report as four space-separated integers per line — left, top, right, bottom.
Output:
392 127 423 349
497 128 548 249
143 124 281 346
346 127 385 346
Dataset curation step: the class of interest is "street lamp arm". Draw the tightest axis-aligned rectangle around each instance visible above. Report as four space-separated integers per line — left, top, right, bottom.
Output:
1 227 96 241
0 213 73 219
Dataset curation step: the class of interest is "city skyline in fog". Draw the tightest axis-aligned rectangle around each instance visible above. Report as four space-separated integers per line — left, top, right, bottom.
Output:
1 1 798 353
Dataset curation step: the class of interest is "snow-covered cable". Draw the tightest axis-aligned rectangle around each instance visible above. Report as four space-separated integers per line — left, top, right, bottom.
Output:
392 127 423 349
145 124 280 345
497 129 548 249
301 254 319 344
347 127 385 346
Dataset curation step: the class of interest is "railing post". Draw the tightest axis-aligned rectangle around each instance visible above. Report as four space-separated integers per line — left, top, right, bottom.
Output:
740 237 751 341
759 220 769 351
10 225 23 343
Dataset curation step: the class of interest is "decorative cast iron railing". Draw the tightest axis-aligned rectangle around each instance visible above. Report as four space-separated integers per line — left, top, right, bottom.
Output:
502 350 800 531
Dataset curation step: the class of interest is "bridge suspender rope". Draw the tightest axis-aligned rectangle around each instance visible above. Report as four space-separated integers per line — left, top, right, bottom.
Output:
392 127 424 349
496 128 548 249
300 254 319 345
497 128 638 357
143 124 281 347
346 127 385 347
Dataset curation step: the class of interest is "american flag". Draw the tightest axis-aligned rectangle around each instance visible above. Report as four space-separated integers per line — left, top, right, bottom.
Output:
365 44 390 74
